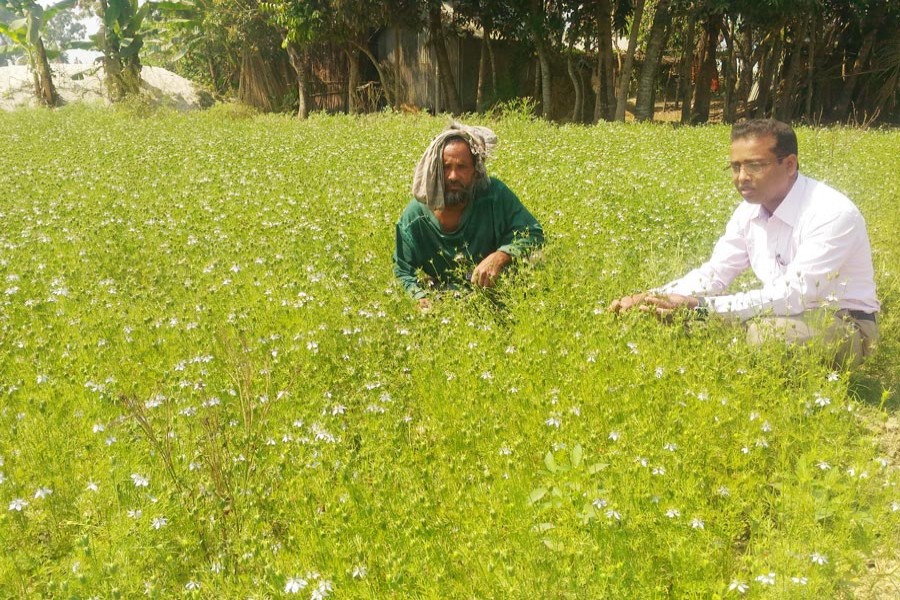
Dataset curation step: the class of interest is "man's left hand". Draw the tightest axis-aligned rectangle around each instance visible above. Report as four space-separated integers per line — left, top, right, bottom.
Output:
471 251 512 288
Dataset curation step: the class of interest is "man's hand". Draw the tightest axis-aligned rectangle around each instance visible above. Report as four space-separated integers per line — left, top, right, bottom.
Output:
417 297 433 312
607 293 649 313
471 251 512 288
639 293 699 320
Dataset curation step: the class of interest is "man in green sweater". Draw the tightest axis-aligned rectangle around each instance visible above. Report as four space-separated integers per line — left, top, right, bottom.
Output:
394 123 544 309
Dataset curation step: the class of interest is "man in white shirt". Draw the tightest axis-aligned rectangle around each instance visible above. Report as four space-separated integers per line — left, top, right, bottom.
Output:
609 119 879 367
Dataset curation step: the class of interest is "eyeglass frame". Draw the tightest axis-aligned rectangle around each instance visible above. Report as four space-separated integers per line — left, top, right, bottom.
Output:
725 155 789 176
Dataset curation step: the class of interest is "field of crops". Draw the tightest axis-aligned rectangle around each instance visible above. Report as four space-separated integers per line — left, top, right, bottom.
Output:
0 104 898 598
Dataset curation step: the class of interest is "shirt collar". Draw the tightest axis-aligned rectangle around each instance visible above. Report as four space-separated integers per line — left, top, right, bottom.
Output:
749 173 805 225
770 173 806 227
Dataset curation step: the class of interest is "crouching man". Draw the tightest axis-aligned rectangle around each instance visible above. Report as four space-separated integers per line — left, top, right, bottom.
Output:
609 119 879 367
394 122 544 310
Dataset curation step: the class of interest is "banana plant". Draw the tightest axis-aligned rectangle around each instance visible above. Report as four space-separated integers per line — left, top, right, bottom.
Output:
0 0 78 106
68 0 190 101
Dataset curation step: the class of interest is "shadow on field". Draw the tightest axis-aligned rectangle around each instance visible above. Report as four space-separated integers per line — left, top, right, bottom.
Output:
850 374 899 411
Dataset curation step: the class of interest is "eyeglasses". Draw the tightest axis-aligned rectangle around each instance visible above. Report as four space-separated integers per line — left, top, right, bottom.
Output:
725 156 786 175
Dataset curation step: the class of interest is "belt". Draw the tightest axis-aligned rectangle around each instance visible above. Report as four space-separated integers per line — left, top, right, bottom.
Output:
843 309 877 323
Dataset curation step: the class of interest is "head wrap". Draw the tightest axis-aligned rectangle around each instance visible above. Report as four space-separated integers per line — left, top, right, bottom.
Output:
412 121 498 211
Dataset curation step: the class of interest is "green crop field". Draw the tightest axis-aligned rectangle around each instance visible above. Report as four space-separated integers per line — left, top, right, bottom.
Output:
1 104 898 598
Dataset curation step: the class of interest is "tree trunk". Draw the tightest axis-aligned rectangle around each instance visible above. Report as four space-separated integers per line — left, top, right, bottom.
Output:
429 3 462 114
393 28 402 108
634 0 673 121
775 20 807 122
567 43 583 122
31 38 59 107
804 15 817 118
476 22 494 111
532 34 552 118
353 41 394 108
595 0 615 121
345 44 361 114
722 19 738 123
487 33 497 103
286 43 310 119
678 10 696 123
835 3 885 117
690 13 720 124
615 0 645 122
755 33 783 118
736 21 753 119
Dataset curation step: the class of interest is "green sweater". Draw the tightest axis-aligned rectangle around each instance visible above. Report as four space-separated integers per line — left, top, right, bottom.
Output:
393 178 544 299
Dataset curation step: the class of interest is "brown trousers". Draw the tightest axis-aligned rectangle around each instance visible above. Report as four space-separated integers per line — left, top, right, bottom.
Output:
745 310 879 368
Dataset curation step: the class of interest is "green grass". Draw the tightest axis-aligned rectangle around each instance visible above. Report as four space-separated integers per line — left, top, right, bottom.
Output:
0 105 898 598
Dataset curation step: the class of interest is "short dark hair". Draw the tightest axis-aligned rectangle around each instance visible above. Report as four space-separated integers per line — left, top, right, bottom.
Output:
731 119 798 158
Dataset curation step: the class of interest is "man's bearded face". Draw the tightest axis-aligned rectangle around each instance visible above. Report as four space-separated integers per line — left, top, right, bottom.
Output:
442 140 478 207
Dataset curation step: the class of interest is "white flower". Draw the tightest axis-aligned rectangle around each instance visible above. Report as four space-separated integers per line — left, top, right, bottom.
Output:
8 498 27 511
352 565 367 579
810 552 828 565
131 473 149 487
827 371 840 382
814 394 831 407
790 576 808 585
690 518 705 529
727 580 748 594
184 580 200 590
665 508 680 518
891 501 900 512
151 516 168 529
545 417 561 428
127 509 143 519
592 498 608 509
310 579 333 600
755 572 776 585
284 577 308 594
605 509 621 521
654 367 664 378
34 487 53 499
717 486 730 497
817 461 831 471
652 466 666 476
608 431 620 442
663 443 677 452
86 481 99 492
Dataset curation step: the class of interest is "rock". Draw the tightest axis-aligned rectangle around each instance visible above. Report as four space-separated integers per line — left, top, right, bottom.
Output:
0 64 212 111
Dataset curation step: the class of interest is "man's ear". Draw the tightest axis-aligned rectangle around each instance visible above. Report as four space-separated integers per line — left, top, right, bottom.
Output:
785 154 799 176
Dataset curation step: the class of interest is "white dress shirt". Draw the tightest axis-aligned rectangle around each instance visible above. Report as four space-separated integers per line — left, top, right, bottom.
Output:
659 173 880 321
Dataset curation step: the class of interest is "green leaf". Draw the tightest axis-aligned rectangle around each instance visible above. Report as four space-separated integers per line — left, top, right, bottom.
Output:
528 487 547 504
544 451 557 473
571 444 583 469
587 463 609 475
43 0 78 22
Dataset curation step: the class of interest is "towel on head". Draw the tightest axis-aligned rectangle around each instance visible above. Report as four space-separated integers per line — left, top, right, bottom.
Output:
412 122 498 211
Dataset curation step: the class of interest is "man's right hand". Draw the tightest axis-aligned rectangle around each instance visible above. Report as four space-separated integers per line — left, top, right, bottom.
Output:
607 293 648 313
